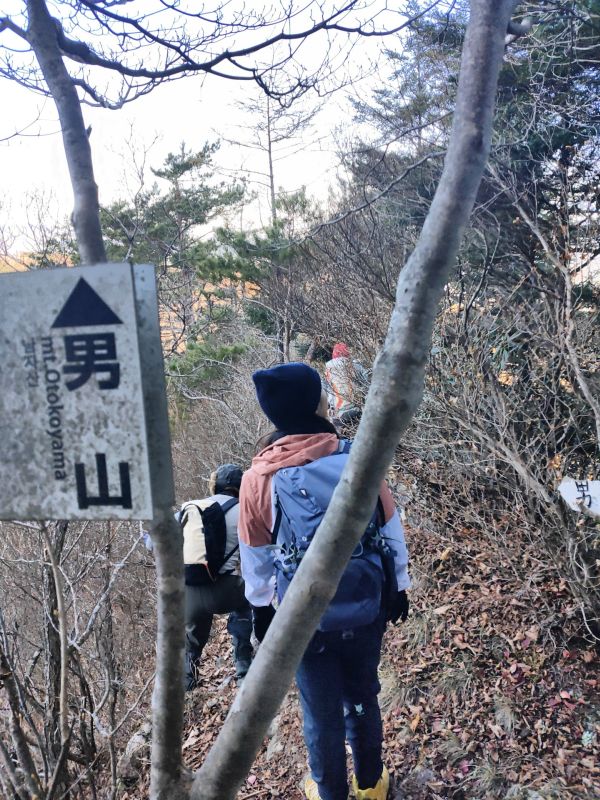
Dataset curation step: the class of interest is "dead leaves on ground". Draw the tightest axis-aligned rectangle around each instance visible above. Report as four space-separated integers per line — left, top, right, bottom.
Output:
380 525 599 799
145 520 599 799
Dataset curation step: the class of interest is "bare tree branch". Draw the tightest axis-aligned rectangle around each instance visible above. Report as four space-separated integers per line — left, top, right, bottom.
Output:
40 523 70 747
489 164 600 452
0 644 43 799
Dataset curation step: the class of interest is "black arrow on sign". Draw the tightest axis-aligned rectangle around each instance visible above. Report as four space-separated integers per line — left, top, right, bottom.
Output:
51 278 123 328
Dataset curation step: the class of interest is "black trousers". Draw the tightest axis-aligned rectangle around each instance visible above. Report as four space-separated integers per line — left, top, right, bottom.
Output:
184 573 253 689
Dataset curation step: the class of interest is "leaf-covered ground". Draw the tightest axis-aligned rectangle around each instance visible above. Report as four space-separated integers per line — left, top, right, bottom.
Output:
126 518 599 799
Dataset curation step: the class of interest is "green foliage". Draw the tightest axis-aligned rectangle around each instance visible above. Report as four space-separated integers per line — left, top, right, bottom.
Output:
25 234 79 269
346 1 600 275
167 338 246 392
492 1 600 218
350 2 464 149
244 300 277 335
101 141 244 283
102 141 248 395
218 188 318 285
217 187 319 358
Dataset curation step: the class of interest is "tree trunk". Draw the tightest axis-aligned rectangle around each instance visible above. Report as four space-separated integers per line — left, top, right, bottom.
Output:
266 96 277 226
0 645 43 799
42 525 70 747
100 523 120 800
148 510 187 800
26 0 107 264
192 2 518 797
42 520 71 798
17 4 185 797
23 7 186 796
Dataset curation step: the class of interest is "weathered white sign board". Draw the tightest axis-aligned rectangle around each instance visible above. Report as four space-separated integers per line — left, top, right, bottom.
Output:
558 478 600 516
0 263 173 520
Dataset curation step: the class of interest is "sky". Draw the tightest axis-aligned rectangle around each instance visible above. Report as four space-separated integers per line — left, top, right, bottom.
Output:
0 0 411 254
0 70 349 253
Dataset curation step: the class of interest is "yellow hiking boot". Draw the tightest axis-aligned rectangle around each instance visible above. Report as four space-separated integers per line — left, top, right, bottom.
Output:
351 766 390 800
304 777 323 800
304 776 349 800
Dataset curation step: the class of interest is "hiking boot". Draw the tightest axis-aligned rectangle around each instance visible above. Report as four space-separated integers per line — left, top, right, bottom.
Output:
304 777 322 800
304 776 350 800
232 633 253 679
351 766 389 800
184 673 200 692
235 658 251 680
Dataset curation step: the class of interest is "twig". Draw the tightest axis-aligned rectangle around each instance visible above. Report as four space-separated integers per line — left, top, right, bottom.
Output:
46 723 75 800
40 523 70 747
580 603 600 643
72 532 145 651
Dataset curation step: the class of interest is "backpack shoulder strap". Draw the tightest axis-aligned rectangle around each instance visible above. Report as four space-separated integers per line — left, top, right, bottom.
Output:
220 497 239 515
376 496 385 527
219 496 240 567
271 444 347 544
271 499 283 545
180 502 202 527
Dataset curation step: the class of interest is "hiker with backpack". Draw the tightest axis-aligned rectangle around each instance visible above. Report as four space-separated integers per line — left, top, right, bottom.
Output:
180 463 253 690
238 363 410 800
324 342 370 428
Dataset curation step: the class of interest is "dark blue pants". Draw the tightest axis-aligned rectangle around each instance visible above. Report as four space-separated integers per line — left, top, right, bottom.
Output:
295 613 385 800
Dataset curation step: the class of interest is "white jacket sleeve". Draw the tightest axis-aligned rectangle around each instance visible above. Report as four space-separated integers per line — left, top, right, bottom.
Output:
381 510 411 591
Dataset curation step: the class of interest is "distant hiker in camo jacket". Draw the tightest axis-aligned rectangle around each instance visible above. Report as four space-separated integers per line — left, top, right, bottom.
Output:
324 342 369 426
238 362 410 800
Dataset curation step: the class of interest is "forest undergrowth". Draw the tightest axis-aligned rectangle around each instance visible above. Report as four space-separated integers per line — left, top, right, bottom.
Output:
120 475 599 800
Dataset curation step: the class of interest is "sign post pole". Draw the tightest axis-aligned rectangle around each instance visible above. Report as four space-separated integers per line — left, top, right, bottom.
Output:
132 265 186 795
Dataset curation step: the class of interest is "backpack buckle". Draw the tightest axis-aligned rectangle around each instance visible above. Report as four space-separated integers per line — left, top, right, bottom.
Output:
351 541 364 558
